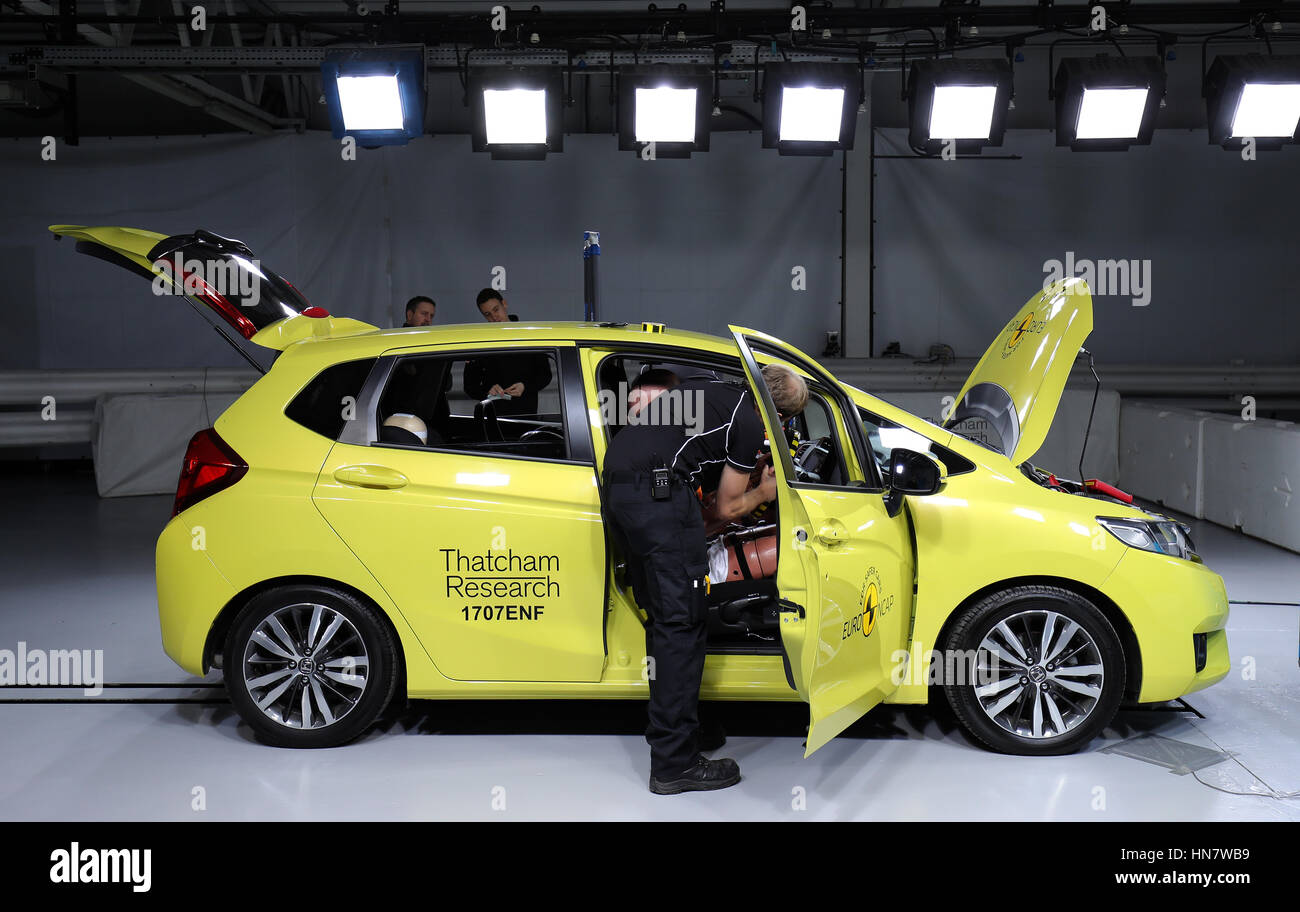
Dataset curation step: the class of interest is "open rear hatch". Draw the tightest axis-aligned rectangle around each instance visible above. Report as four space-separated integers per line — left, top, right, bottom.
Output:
49 225 377 372
944 278 1093 465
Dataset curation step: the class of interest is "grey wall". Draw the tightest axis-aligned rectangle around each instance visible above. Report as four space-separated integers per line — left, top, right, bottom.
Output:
4 124 1299 372
870 127 1300 366
0 131 841 370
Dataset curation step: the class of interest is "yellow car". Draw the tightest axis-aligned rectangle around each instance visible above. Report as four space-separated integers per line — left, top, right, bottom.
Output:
53 224 1231 756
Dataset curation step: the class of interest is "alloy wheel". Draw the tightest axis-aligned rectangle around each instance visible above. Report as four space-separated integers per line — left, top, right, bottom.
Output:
973 608 1105 740
242 602 370 730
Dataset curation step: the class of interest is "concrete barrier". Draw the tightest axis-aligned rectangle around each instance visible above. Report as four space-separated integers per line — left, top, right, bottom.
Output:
1201 415 1300 553
1120 400 1300 554
1119 402 1212 519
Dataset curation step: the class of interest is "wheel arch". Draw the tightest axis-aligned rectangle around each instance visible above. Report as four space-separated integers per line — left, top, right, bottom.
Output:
203 575 408 696
931 575 1143 702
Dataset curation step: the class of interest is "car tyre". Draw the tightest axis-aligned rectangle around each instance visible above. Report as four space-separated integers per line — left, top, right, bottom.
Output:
943 585 1125 755
225 584 399 748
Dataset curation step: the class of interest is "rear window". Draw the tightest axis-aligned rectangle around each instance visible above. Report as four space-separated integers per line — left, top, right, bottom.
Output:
286 358 377 440
149 231 314 336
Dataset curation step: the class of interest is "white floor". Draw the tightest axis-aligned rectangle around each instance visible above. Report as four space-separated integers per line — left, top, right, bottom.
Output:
1 472 1297 821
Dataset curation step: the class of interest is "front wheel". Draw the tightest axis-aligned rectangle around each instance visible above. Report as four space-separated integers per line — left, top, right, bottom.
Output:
224 584 399 748
942 585 1125 755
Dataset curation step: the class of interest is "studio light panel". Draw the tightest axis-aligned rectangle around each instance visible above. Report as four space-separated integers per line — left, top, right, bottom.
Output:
634 87 700 143
1205 54 1300 149
907 59 1013 155
321 47 426 146
761 63 858 155
470 68 565 159
1054 56 1165 151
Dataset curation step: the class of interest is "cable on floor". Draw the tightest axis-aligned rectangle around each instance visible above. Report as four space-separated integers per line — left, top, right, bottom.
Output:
1189 723 1300 800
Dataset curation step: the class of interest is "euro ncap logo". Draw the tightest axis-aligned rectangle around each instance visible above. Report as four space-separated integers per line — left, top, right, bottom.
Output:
844 567 882 641
860 581 878 638
1002 310 1045 359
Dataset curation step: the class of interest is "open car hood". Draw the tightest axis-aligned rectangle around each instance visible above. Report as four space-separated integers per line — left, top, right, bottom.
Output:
49 224 378 369
944 278 1093 465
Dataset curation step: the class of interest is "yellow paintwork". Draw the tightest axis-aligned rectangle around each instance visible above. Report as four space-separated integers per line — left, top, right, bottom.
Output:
49 224 167 271
249 313 380 350
730 325 916 755
146 312 1229 745
950 278 1093 465
60 225 1227 752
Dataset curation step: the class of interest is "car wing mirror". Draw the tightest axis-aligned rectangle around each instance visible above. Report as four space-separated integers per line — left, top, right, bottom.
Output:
884 448 947 517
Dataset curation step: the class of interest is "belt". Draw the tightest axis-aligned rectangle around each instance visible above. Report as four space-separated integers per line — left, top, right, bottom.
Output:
605 470 704 504
604 469 689 487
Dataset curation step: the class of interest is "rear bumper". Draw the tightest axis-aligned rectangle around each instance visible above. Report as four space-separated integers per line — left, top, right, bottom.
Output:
156 516 235 677
1103 549 1231 702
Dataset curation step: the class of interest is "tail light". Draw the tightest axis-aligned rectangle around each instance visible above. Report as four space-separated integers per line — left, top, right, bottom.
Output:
173 428 248 517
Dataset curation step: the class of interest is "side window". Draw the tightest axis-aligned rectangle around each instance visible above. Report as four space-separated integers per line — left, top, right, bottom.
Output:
858 407 975 477
786 388 851 487
285 358 377 440
374 349 567 461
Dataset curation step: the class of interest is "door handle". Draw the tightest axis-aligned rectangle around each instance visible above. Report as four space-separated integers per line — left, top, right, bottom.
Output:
333 465 409 490
815 519 847 545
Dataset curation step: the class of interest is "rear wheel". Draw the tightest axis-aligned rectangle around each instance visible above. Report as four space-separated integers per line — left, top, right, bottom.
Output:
943 585 1125 755
224 584 399 748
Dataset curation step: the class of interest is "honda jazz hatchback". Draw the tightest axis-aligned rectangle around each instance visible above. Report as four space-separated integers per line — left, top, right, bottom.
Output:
52 224 1231 756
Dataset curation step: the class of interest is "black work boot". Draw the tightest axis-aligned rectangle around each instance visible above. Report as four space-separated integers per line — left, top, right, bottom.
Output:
649 755 741 795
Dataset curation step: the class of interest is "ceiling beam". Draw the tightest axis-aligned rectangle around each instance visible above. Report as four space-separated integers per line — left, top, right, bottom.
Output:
14 0 302 132
3 3 1299 36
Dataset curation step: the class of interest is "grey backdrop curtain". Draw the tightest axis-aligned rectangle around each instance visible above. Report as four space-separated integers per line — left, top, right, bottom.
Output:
871 127 1300 366
0 132 841 370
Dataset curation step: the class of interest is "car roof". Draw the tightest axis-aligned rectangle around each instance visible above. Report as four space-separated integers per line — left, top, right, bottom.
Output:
281 320 740 366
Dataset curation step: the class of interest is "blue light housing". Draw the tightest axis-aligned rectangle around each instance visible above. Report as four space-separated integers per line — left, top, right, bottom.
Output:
321 47 426 147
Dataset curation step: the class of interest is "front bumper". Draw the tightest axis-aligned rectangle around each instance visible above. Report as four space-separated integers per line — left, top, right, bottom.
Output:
156 515 236 677
1103 548 1231 702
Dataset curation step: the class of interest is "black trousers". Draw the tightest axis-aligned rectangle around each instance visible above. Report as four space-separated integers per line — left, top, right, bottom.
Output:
604 476 710 779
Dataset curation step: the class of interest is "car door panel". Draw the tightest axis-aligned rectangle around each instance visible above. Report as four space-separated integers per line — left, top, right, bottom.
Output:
730 326 915 755
312 344 606 683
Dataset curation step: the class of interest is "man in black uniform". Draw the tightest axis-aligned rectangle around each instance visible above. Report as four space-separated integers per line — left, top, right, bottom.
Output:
602 363 808 794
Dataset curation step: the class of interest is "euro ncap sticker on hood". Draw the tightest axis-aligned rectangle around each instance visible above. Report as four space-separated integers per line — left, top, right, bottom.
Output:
945 278 1093 465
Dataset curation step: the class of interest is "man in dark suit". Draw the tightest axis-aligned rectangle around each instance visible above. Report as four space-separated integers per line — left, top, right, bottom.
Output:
465 289 552 416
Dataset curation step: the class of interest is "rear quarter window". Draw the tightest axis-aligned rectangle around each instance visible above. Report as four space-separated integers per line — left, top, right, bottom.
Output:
285 358 377 440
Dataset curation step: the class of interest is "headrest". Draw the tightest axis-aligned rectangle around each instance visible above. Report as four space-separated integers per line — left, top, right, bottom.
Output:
382 412 428 444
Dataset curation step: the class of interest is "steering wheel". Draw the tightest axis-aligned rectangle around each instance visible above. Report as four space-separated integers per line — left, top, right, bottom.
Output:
793 436 834 483
520 427 565 445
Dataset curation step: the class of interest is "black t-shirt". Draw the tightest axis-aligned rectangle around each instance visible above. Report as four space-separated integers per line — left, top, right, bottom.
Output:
602 378 766 495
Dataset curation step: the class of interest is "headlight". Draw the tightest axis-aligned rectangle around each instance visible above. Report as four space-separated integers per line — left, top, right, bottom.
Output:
1096 516 1199 562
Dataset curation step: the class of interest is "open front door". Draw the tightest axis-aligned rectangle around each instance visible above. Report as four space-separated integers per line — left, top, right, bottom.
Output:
732 327 915 756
